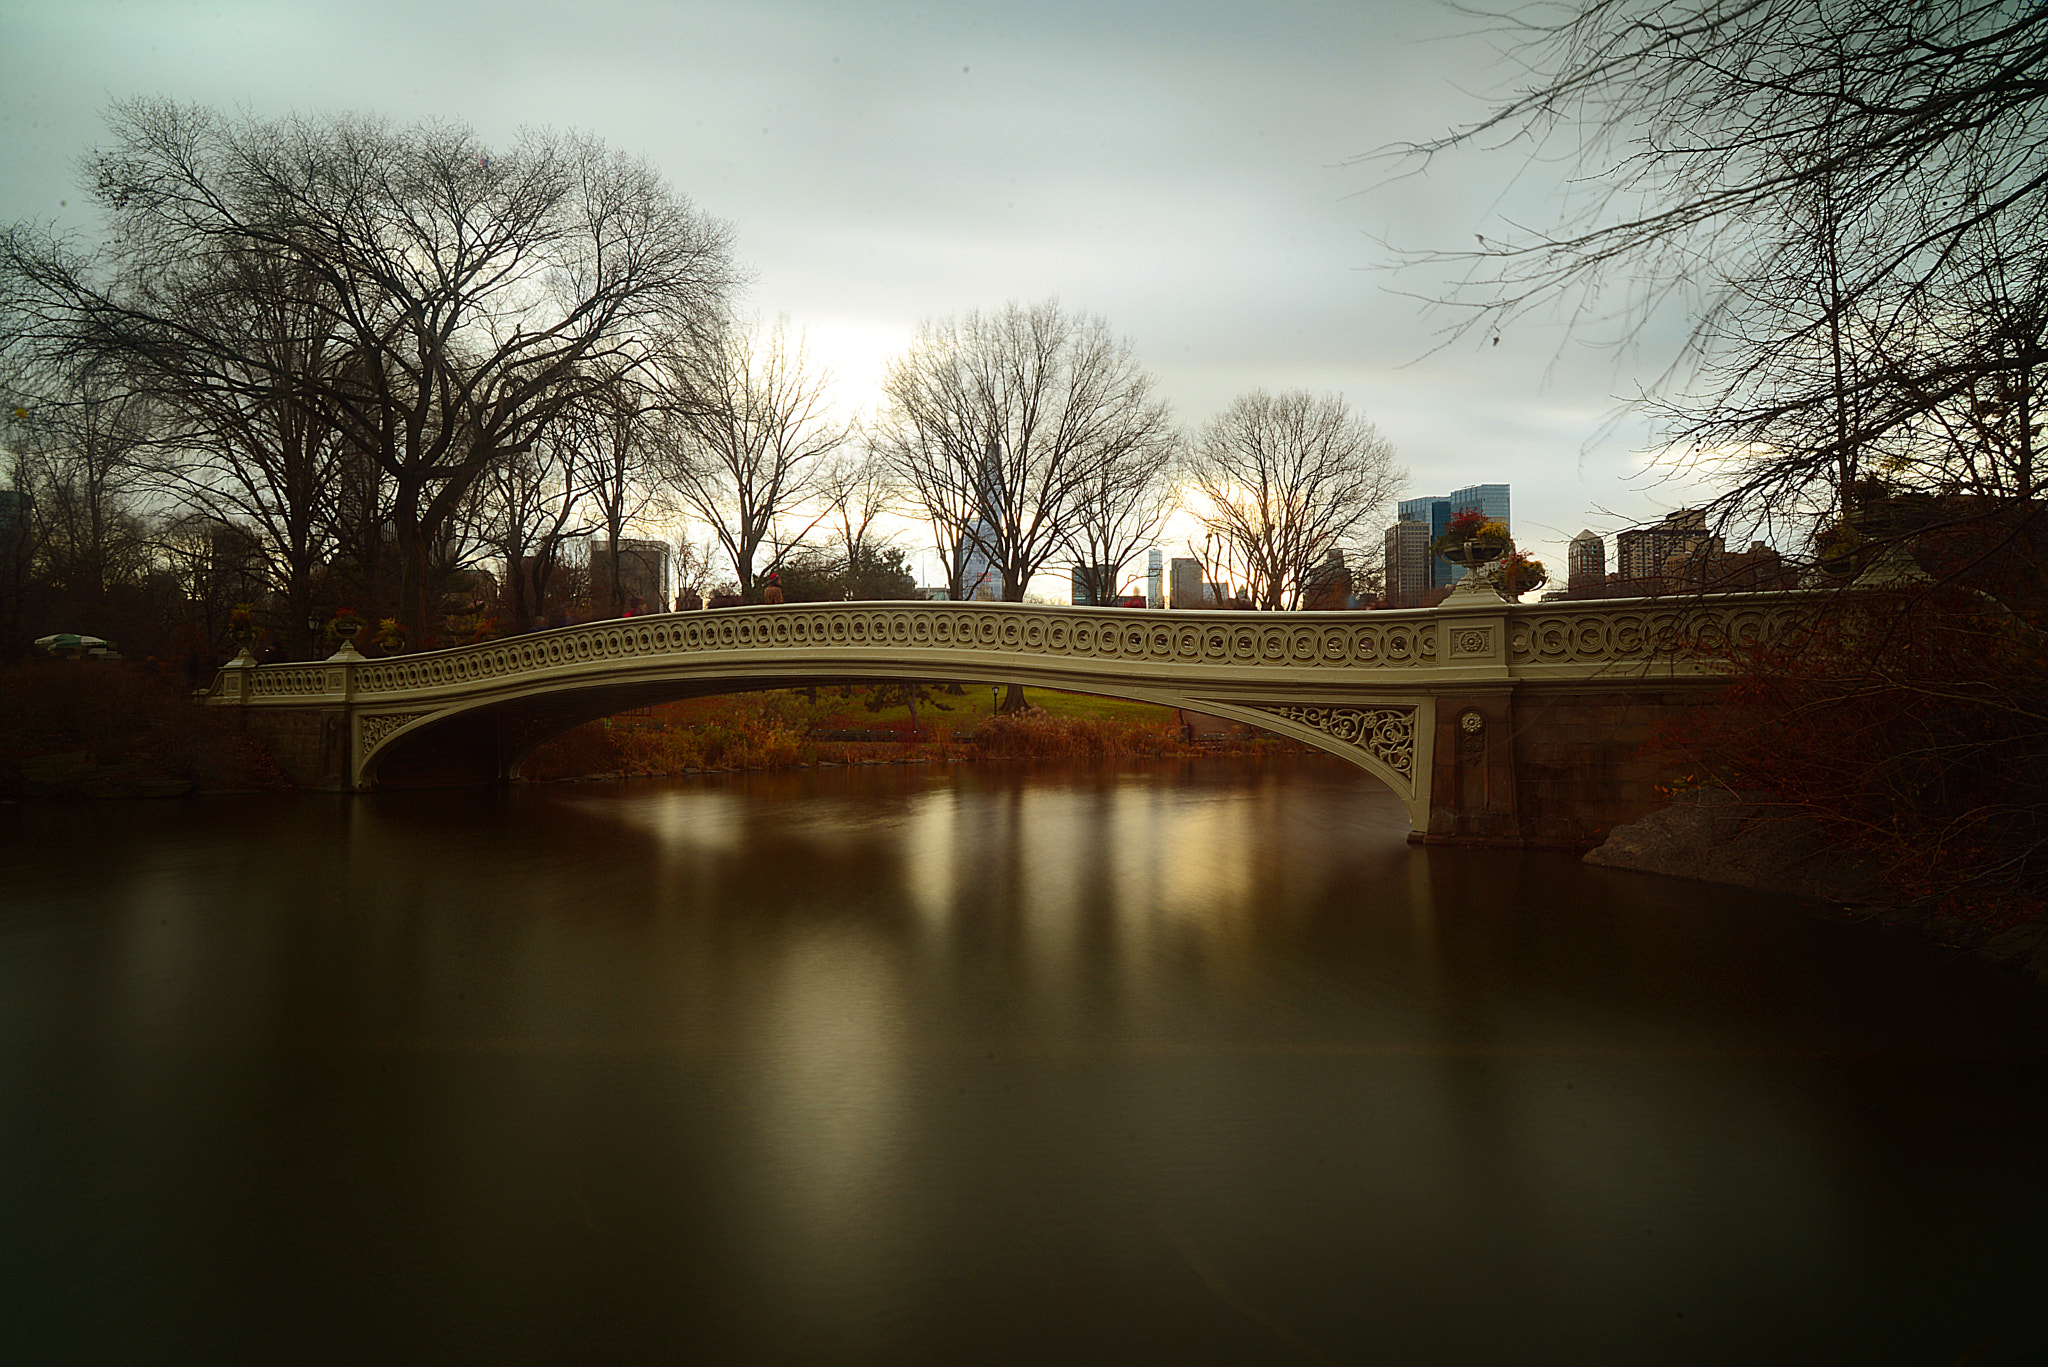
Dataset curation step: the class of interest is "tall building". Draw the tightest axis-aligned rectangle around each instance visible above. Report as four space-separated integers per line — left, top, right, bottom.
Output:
1303 549 1352 610
1397 483 1511 588
1567 529 1606 597
1616 509 1718 583
1383 520 1432 608
1146 549 1162 608
1168 557 1207 609
590 538 669 613
957 437 1006 599
956 526 1000 599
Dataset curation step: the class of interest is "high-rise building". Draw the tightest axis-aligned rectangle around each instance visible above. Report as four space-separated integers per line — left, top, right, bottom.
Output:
1146 549 1162 608
1302 549 1352 610
590 538 670 613
1069 563 1117 605
1567 529 1606 597
1169 557 1208 609
1397 483 1511 588
1616 509 1718 584
1383 520 1432 608
957 438 1007 599
956 526 1000 599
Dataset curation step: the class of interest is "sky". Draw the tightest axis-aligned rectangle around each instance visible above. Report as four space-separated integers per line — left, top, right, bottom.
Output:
0 0 1725 592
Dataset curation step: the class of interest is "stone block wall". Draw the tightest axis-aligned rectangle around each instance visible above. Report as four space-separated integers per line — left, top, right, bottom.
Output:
1507 682 1721 848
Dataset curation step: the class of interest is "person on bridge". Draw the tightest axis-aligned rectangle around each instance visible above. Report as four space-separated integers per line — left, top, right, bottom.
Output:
762 573 785 605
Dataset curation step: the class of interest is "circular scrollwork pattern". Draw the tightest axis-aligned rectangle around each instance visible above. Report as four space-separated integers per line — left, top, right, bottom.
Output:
215 597 1816 714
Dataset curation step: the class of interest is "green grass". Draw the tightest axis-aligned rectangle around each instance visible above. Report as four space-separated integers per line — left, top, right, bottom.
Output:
641 687 1179 734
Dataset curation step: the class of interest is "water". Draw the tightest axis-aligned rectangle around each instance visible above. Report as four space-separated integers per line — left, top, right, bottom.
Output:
4 755 2045 1364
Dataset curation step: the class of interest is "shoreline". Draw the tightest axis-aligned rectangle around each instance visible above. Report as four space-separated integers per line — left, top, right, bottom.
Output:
1586 786 2048 992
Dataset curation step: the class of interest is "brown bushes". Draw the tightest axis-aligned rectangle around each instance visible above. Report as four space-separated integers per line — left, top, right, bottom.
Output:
969 706 1194 760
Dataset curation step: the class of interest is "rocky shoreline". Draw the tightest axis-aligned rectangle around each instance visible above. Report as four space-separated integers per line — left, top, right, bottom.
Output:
1586 786 2048 991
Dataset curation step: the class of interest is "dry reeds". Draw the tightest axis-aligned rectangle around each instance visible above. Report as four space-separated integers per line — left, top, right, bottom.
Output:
969 706 1193 760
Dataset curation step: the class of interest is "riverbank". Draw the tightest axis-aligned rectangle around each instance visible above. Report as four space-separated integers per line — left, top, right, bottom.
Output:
1587 785 2048 991
0 663 291 799
516 692 1293 780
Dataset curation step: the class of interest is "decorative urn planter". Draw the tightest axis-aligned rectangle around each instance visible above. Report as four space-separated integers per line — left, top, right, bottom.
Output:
1437 538 1509 570
331 615 363 644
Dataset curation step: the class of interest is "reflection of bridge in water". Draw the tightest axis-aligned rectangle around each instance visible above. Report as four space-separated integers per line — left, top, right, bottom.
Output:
202 586 1810 847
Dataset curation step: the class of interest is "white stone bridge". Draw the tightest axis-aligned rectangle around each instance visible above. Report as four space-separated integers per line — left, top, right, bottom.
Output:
200 588 1809 847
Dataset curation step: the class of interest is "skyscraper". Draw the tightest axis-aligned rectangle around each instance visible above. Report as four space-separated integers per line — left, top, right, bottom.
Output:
1383 520 1432 608
957 438 1006 599
1568 529 1606 597
1395 483 1511 589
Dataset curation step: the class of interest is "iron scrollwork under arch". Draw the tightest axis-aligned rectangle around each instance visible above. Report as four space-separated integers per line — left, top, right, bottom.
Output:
1251 704 1416 779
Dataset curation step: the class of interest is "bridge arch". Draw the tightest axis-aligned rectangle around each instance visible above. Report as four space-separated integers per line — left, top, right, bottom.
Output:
355 649 1432 826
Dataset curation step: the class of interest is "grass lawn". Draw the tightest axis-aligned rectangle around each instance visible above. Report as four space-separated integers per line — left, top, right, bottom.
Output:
634 687 1180 735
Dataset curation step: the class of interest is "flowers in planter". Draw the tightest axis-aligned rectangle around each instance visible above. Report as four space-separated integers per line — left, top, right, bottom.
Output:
1498 550 1548 599
1430 508 1512 555
227 603 262 642
376 618 407 652
326 606 364 644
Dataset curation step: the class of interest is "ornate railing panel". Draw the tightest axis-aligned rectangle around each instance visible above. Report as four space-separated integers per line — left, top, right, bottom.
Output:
1508 596 1811 669
321 604 1449 700
205 594 1819 716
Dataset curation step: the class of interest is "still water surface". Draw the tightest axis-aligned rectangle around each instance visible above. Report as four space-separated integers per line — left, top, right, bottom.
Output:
4 755 2047 1364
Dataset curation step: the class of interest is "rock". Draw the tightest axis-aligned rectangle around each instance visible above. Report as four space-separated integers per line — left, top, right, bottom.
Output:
1585 786 1882 903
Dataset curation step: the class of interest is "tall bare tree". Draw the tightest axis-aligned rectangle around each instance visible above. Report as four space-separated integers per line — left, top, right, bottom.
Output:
474 409 593 631
872 299 1177 601
657 318 845 592
3 364 156 610
1063 428 1176 605
1182 390 1403 610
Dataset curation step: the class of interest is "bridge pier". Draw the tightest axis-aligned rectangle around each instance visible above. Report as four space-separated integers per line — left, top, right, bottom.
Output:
1424 691 1520 845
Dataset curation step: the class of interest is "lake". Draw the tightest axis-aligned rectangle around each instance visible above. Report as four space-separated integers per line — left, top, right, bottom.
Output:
4 754 2045 1364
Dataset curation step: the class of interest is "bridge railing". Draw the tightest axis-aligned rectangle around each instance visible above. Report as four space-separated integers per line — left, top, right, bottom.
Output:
199 592 1825 706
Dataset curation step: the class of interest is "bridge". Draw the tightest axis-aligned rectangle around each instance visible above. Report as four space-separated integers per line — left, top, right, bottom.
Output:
199 579 1809 848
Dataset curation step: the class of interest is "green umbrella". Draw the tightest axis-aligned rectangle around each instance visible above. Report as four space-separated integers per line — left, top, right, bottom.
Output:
33 633 111 653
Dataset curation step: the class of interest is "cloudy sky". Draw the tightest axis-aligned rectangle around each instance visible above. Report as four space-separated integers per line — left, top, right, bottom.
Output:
1 0 1720 588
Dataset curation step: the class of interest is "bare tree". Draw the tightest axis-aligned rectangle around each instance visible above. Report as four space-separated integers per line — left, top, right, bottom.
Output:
1376 0 2047 527
814 445 902 570
123 247 358 656
657 318 845 592
474 412 593 632
3 364 157 610
1063 429 1176 605
559 364 664 616
2 99 737 640
872 299 1177 601
1182 390 1403 610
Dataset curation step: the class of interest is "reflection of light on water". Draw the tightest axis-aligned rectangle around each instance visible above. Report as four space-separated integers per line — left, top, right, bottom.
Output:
746 926 911 1311
568 788 747 852
899 789 958 934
